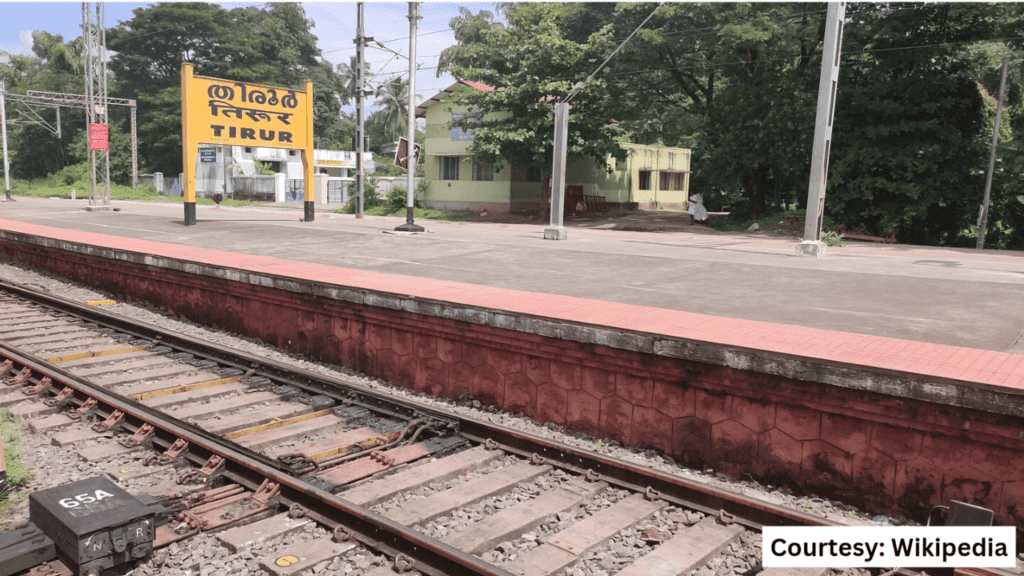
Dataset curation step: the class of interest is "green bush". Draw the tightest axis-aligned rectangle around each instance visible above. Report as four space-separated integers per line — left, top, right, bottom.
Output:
42 162 90 188
383 186 423 214
335 205 473 222
821 230 846 247
5 177 262 207
339 175 383 214
372 153 404 177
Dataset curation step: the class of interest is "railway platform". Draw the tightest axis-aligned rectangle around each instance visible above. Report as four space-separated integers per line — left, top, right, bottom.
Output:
1 196 1023 527
1 196 1021 355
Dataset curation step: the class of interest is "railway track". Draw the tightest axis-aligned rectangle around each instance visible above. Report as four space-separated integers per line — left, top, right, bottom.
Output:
0 278 834 576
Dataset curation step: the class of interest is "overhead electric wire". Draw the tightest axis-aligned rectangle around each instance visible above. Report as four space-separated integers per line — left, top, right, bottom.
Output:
565 2 664 103
442 34 1024 91
322 27 457 56
352 4 1016 106
360 3 933 88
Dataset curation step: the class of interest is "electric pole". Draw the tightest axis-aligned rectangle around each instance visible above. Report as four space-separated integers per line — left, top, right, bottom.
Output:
543 103 569 240
83 2 111 210
395 2 424 233
977 59 1008 250
355 3 368 219
798 2 845 257
543 3 662 241
1 81 10 201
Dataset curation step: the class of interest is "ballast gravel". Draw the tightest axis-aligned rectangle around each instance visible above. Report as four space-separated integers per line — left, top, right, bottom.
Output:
0 263 884 523
0 262 935 576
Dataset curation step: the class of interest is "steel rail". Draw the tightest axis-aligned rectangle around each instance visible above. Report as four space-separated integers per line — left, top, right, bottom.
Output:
0 342 511 576
0 279 832 530
458 423 831 530
0 279 457 426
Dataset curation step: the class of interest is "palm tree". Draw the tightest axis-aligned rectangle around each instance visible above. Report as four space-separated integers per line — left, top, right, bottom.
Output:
374 76 419 142
436 7 504 77
336 55 369 105
31 31 83 75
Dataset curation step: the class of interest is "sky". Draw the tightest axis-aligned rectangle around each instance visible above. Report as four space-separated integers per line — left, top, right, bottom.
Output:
0 1 505 111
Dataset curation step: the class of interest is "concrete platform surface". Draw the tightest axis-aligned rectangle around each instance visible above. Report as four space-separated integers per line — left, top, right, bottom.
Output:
3 200 1023 381
6 197 1024 528
2 197 1021 357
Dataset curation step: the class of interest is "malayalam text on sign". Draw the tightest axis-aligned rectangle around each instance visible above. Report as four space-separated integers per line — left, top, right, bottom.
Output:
186 76 311 150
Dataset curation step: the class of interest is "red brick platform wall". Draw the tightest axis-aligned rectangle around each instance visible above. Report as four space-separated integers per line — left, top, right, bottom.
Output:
2 237 1023 530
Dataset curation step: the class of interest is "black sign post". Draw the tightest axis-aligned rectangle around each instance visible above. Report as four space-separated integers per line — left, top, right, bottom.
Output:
393 137 421 172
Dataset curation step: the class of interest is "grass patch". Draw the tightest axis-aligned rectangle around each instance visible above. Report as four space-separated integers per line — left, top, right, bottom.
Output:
333 205 474 222
9 179 263 207
0 409 34 513
709 207 810 237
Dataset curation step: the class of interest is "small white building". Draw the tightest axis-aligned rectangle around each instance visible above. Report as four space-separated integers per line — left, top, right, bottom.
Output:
191 145 376 203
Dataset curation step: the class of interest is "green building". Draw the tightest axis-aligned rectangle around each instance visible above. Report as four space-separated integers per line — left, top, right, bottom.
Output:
416 81 692 213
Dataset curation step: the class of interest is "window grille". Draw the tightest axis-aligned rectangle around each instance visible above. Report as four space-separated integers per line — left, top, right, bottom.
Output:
440 156 460 180
473 163 494 181
658 172 686 191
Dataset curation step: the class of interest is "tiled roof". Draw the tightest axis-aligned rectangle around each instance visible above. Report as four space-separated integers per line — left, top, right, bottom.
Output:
415 80 497 118
459 80 495 92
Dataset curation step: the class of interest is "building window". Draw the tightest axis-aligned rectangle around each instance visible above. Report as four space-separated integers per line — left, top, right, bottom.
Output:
659 172 686 191
675 173 686 190
244 147 253 154
638 170 651 191
440 156 460 180
289 150 296 156
472 163 494 181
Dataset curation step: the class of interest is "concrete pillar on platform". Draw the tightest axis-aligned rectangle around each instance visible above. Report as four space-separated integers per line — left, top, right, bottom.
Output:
153 172 164 194
314 173 328 205
275 173 286 203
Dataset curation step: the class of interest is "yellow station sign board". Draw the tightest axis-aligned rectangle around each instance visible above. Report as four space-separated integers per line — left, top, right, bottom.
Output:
185 75 311 149
180 63 316 223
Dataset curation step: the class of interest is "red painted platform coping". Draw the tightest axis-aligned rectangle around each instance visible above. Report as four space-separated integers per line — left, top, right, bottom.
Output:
1 220 1022 391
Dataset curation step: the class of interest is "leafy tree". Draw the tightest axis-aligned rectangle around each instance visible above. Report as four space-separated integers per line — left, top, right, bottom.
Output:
436 7 504 78
459 0 1024 247
1 32 88 180
826 3 1009 245
336 55 368 105
317 110 356 151
447 3 624 173
107 2 346 175
691 4 826 215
